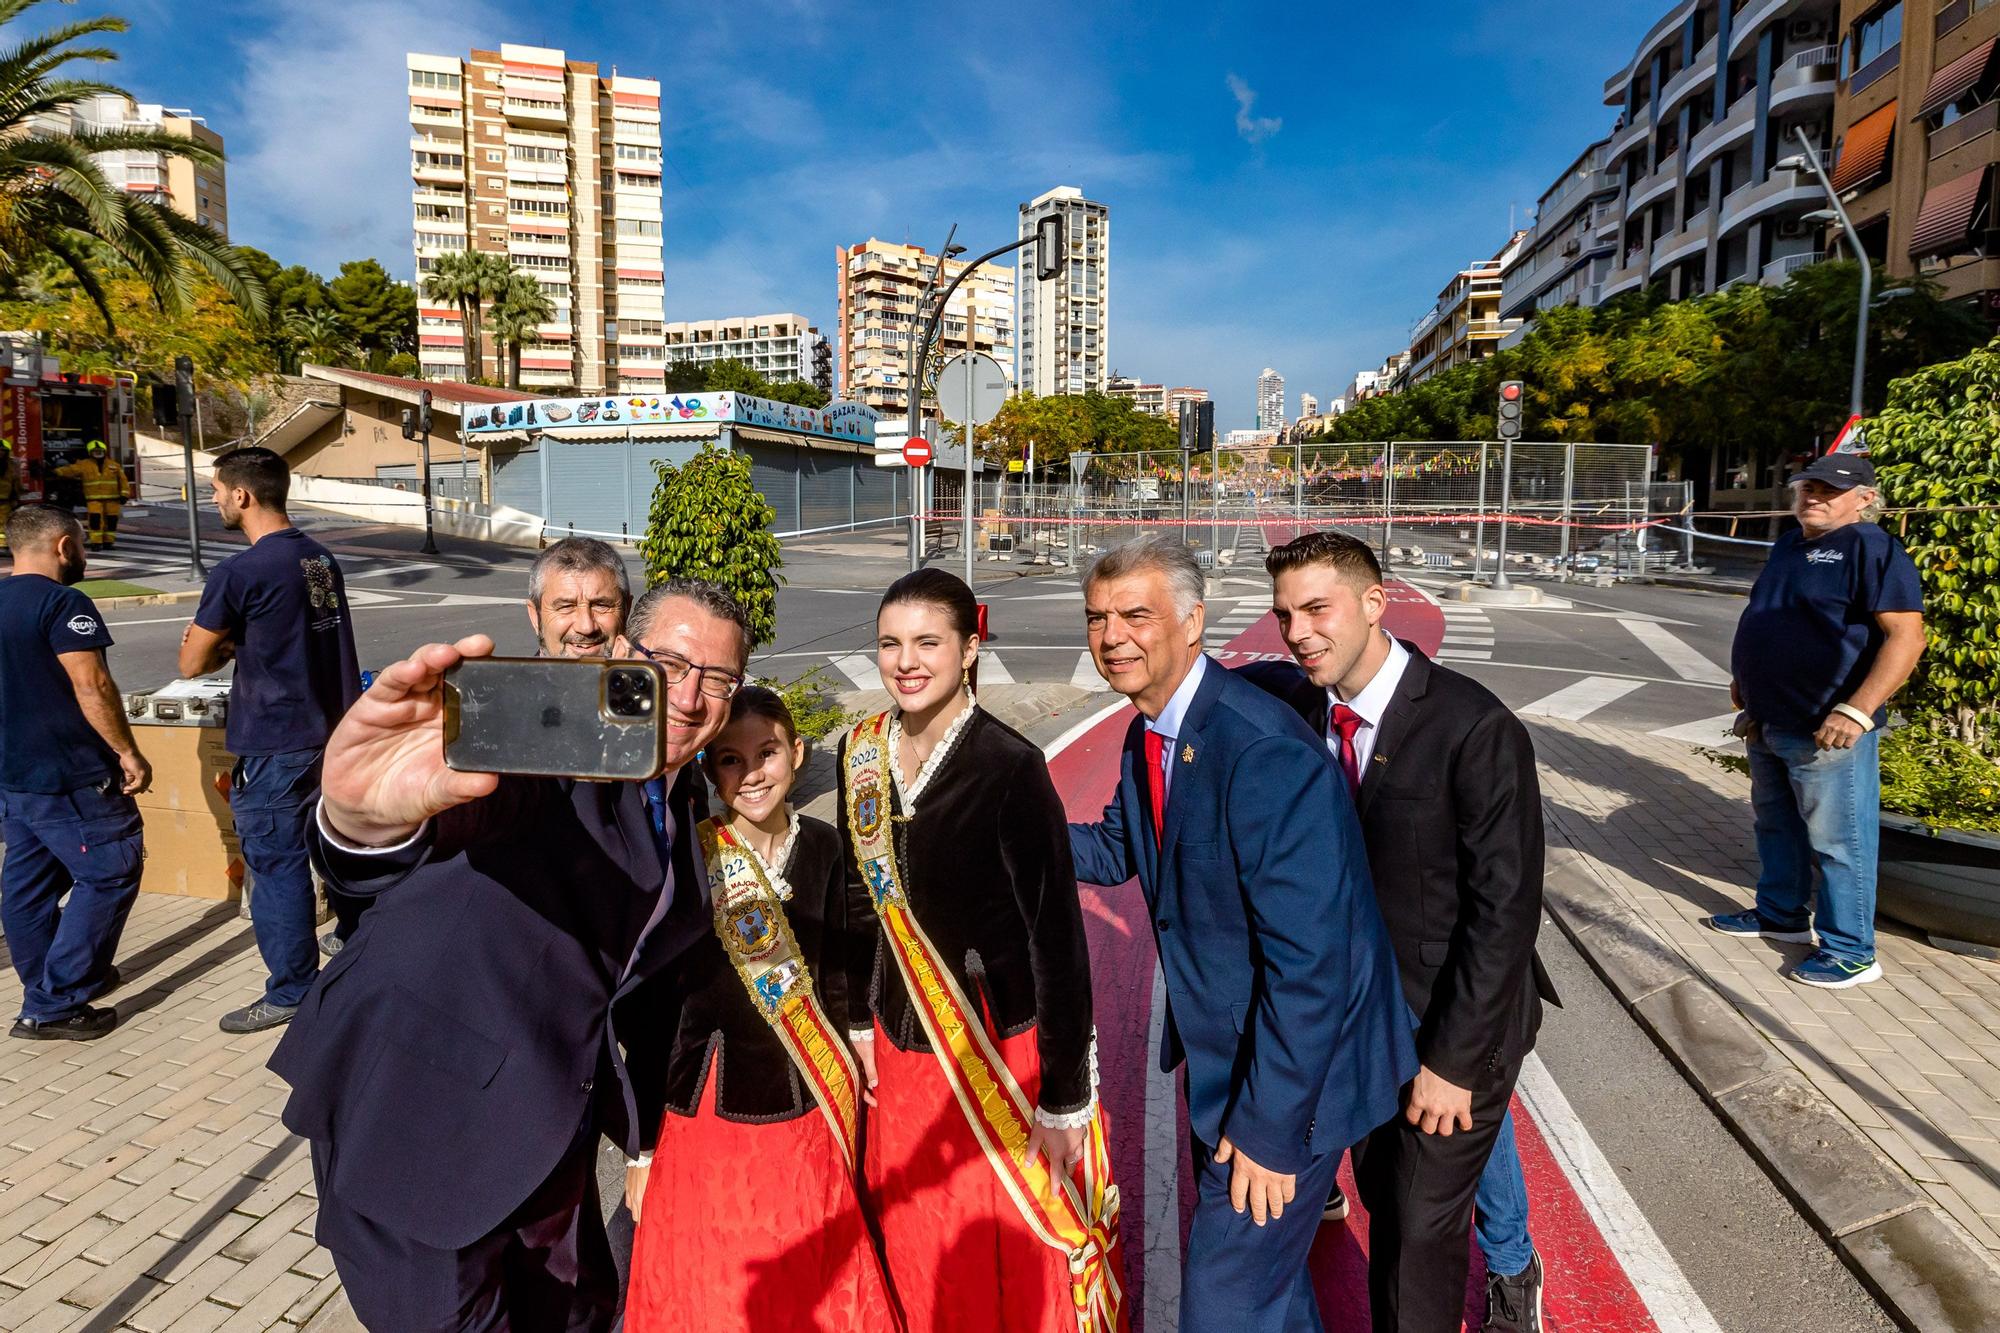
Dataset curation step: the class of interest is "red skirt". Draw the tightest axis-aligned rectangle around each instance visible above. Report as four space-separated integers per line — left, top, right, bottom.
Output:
626 1069 901 1332
866 1018 1083 1333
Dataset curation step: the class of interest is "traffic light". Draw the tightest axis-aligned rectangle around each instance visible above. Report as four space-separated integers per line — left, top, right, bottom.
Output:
1178 401 1195 452
1196 400 1215 453
150 382 180 428
812 336 833 394
1034 213 1065 281
1496 380 1524 442
400 408 419 441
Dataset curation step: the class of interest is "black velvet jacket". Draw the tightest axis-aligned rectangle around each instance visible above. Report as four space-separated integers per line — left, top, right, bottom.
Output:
636 814 859 1124
837 708 1095 1117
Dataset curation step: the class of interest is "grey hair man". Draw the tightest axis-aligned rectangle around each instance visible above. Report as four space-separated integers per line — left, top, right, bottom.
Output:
528 538 631 658
271 577 752 1330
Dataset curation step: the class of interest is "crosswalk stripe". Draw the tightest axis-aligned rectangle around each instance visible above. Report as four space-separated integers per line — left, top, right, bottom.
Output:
1071 652 1108 691
831 653 880 690
1648 713 1741 746
1441 633 1495 645
1619 619 1729 684
1519 676 1647 721
978 651 1015 686
1436 648 1493 661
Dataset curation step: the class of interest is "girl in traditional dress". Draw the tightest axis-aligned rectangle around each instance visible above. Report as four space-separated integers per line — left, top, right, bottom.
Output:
841 568 1124 1333
625 687 899 1332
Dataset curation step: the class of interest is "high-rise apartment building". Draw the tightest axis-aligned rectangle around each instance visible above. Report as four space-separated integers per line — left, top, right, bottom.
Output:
1164 386 1210 419
835 239 1014 418
1299 392 1319 418
1017 186 1110 396
1403 232 1529 388
407 44 664 392
1255 369 1286 430
660 314 822 383
1106 373 1166 415
36 95 227 236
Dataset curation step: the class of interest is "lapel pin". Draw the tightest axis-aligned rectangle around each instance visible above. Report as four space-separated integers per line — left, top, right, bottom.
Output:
1373 753 1388 764
1182 744 1195 764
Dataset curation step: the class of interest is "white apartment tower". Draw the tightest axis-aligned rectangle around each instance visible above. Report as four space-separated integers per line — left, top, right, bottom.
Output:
1016 186 1109 396
835 239 1014 418
35 95 228 236
408 44 664 392
1256 369 1285 431
1299 392 1318 419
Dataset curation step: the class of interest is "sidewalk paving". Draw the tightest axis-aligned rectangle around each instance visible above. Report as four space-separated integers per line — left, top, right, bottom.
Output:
1533 717 2000 1326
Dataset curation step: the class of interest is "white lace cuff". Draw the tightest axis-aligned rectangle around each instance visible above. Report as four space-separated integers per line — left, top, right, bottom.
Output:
848 1028 875 1043
626 1152 653 1169
1034 1027 1101 1131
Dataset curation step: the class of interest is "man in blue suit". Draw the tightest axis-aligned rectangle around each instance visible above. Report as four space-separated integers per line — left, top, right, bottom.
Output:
1068 533 1416 1333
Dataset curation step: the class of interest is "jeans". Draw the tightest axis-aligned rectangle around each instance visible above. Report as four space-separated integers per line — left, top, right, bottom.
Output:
233 748 323 1008
1474 1108 1534 1278
1747 724 1881 963
0 783 144 1021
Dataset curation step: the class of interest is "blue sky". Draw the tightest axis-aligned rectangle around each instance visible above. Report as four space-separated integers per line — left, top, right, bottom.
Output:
69 0 1668 428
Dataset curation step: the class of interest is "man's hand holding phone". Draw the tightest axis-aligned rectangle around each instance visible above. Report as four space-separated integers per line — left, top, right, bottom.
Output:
322 635 501 848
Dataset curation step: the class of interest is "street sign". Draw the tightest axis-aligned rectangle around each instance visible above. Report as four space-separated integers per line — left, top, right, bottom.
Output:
902 438 933 467
935 352 1009 427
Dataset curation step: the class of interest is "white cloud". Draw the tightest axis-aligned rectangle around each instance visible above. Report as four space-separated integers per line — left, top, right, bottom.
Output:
1227 73 1281 146
224 0 505 274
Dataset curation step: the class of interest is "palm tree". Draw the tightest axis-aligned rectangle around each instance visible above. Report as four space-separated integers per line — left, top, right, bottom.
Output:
421 249 512 381
286 306 356 368
0 1 265 326
487 269 556 390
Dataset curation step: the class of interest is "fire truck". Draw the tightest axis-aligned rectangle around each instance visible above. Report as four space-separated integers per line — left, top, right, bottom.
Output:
2 333 139 508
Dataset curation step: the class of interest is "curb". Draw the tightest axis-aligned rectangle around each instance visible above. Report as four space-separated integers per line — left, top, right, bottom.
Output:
1540 841 2000 1331
1643 574 1751 597
92 588 203 609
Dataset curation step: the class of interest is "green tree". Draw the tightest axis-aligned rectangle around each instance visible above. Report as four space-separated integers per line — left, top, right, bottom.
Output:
638 444 785 647
328 258 416 370
0 265 272 384
422 250 508 381
657 356 830 407
286 305 356 368
0 1 263 325
487 269 555 390
1870 338 2000 752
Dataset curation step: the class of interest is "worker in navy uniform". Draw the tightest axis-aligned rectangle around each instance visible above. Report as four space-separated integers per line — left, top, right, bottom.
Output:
0 504 150 1041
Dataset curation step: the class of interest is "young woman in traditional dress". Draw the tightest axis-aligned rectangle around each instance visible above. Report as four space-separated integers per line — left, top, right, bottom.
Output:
624 687 899 1331
841 568 1124 1333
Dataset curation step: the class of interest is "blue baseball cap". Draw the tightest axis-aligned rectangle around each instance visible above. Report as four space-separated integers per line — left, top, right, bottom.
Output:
1791 454 1875 490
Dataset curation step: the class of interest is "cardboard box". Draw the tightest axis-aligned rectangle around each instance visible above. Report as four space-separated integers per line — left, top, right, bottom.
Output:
139 807 245 901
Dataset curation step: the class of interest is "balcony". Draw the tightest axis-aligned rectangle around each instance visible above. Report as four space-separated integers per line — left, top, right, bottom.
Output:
1628 165 1679 212
1769 52 1837 113
1688 92 1758 173
1660 36 1720 116
1652 221 1710 269
1761 251 1819 285
1604 0 1697 101
503 97 566 127
1606 102 1654 161
1603 251 1650 297
1938 0 1971 38
409 105 461 127
1728 0 1794 61
411 158 461 184
1718 172 1821 234
1931 100 2000 159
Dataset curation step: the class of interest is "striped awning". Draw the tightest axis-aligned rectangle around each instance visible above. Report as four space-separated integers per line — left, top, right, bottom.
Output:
1910 163 1994 255
1831 100 1897 193
1917 38 1998 118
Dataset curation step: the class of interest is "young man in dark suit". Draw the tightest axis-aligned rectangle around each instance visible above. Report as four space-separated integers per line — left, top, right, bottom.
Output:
1069 533 1416 1333
270 580 751 1331
1240 531 1559 1333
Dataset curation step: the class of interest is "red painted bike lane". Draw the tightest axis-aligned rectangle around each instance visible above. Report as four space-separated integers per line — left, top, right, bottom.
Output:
1047 582 1662 1331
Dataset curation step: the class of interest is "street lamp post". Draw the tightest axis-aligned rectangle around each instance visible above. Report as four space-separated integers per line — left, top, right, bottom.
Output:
904 226 958 573
1778 127 1872 429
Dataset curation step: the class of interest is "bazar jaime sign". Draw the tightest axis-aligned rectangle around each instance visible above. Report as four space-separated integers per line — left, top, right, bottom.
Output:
461 392 879 445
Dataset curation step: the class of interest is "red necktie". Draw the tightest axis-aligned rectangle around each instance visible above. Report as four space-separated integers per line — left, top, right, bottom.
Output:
1144 730 1167 847
1329 704 1364 797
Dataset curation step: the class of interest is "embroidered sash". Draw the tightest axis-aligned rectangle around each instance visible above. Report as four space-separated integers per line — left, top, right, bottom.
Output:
697 817 862 1169
844 712 1124 1332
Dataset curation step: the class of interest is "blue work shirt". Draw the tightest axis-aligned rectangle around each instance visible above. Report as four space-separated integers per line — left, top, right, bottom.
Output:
1731 521 1923 732
193 527 361 756
0 575 119 794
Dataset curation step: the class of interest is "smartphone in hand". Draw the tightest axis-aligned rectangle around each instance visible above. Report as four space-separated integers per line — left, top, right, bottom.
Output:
443 657 667 781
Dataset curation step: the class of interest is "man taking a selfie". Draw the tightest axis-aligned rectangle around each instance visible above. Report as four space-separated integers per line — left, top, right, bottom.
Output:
269 579 751 1331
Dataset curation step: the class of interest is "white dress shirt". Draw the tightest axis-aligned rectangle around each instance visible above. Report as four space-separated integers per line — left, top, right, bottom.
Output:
1325 633 1410 772
1144 652 1210 801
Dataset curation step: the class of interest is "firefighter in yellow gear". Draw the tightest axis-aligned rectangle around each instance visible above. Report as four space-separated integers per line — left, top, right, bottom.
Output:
0 438 19 550
55 440 133 549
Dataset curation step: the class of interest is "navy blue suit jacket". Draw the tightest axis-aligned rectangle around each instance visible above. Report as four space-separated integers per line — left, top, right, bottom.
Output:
271 772 708 1251
1069 661 1417 1174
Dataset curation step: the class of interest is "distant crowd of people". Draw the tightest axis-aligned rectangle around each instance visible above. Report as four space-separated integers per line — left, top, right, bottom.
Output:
0 440 1922 1333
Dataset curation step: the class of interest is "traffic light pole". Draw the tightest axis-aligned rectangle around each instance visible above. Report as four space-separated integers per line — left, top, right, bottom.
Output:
417 388 439 556
173 354 205 581
1491 436 1515 592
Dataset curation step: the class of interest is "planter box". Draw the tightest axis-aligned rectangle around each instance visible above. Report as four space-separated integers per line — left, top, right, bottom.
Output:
1878 812 2000 951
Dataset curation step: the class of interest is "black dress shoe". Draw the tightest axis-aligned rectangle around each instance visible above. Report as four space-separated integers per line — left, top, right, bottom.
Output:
1323 1183 1350 1223
10 1005 117 1042
219 1000 298 1034
1484 1248 1547 1331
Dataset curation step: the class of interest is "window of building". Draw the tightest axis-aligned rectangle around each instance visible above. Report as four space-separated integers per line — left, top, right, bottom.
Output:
616 218 662 237
1845 2 1903 80
614 143 661 163
410 69 463 92
484 149 502 163
511 144 565 163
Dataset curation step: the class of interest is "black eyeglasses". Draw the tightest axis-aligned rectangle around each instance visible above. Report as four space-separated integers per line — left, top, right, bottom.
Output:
629 642 744 700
